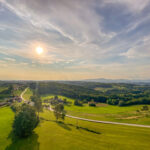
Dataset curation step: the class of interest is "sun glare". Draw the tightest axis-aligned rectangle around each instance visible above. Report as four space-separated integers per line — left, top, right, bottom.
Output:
36 46 44 55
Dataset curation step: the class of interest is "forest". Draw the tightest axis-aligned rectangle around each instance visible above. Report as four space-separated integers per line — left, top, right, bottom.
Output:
29 81 150 106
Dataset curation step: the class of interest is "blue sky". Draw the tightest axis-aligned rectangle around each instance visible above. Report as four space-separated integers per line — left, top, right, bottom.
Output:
0 0 150 80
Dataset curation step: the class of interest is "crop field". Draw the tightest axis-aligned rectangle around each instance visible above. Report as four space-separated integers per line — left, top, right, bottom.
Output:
1 107 150 150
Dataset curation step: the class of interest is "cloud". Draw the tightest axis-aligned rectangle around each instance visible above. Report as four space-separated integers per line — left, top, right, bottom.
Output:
0 0 150 79
120 35 150 59
4 57 16 62
103 0 150 14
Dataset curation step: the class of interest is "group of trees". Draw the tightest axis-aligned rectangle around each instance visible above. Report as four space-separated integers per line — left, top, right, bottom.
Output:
34 81 150 107
11 93 43 138
74 100 83 106
0 85 13 99
11 92 66 138
12 104 39 137
54 103 66 121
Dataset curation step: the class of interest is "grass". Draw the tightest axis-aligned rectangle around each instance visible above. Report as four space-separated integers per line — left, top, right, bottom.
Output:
0 107 14 150
22 88 33 100
1 107 150 150
65 103 150 125
42 95 150 125
41 95 73 104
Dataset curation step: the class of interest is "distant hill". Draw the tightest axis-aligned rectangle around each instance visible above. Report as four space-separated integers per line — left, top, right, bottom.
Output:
83 78 150 83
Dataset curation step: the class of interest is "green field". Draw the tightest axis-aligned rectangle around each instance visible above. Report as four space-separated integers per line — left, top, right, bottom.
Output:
1 107 150 150
0 107 14 150
42 95 150 125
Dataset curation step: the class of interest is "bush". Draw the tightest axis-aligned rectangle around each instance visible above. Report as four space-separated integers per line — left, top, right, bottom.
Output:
89 103 96 107
13 104 38 137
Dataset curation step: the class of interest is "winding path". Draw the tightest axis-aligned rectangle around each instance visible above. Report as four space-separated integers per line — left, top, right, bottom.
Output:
20 88 28 102
49 105 150 128
20 90 150 129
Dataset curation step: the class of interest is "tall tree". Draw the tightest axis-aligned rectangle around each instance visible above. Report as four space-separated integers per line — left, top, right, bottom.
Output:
13 104 38 137
34 95 43 120
54 103 66 121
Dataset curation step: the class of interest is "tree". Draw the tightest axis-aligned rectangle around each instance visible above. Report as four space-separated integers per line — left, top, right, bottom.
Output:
63 98 67 104
141 105 149 111
8 85 13 95
13 104 38 137
74 100 83 106
34 96 43 119
11 102 21 113
118 100 125 107
54 95 58 100
30 95 36 102
89 103 96 107
54 103 66 121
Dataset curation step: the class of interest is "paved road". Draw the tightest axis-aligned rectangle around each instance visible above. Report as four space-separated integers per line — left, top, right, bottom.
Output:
49 105 150 128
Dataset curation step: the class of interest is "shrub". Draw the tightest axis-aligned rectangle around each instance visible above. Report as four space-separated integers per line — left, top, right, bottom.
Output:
89 103 96 107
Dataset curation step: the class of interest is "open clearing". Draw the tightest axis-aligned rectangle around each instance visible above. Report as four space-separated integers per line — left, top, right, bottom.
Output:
1 107 150 150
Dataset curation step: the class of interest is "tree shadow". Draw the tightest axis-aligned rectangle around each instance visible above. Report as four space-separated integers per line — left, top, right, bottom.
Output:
77 126 101 134
56 121 72 131
5 131 40 150
67 123 101 135
39 117 72 131
40 117 100 134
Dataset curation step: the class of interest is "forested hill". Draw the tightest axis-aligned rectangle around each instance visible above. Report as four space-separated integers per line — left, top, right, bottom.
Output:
29 81 150 106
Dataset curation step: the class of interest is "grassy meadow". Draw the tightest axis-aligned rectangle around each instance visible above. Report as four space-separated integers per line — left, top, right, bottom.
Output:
42 95 150 125
1 107 150 150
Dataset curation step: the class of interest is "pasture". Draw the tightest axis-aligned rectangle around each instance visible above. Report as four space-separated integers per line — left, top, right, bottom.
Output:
1 107 150 150
42 95 150 125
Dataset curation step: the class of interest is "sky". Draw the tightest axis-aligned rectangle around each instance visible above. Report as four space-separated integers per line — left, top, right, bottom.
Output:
0 0 150 80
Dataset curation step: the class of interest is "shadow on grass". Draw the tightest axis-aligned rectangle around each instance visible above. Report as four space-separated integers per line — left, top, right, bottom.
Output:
40 117 72 131
6 131 40 150
40 117 100 134
67 123 101 134
77 126 101 134
56 121 72 131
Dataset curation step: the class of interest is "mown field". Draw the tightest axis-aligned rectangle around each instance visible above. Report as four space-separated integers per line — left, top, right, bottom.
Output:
42 95 150 125
1 107 150 150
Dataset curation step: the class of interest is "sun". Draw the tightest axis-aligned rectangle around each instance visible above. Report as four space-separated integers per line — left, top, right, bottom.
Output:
36 46 44 55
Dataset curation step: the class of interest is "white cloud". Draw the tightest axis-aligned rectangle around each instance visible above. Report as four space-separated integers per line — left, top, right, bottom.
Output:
4 57 16 62
103 0 150 14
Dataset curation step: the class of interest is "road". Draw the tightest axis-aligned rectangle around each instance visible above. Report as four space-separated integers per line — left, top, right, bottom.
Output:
20 90 150 129
20 88 28 102
49 105 150 128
